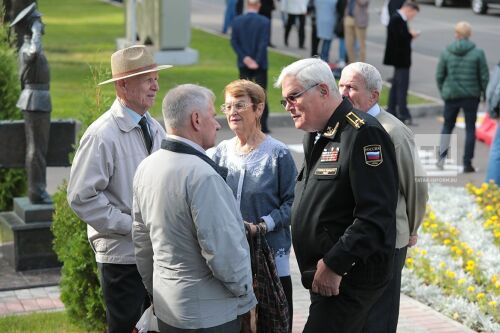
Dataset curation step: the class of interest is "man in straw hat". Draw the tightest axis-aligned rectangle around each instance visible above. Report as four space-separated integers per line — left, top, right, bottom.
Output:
68 45 171 333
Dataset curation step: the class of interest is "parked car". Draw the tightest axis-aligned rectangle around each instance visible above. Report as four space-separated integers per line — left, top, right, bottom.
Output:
471 0 500 13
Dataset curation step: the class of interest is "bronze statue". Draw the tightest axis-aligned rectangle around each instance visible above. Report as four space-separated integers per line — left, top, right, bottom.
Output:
11 2 52 204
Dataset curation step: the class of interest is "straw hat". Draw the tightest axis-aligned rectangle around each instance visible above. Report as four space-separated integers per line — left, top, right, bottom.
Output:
98 45 172 85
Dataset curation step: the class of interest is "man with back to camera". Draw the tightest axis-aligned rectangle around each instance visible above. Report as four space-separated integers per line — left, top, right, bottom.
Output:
383 1 420 126
231 0 271 133
67 45 170 333
339 62 428 333
274 58 399 332
132 84 256 332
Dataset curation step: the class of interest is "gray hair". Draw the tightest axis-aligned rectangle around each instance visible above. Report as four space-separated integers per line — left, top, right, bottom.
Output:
274 58 341 99
162 84 215 129
343 62 383 93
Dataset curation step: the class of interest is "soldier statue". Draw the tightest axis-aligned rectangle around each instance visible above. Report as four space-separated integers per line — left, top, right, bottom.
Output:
10 2 52 204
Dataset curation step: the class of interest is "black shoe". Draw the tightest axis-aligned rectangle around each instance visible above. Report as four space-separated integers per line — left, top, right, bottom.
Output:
463 165 476 173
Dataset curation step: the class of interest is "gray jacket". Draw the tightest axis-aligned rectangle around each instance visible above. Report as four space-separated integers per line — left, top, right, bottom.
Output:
376 109 428 248
133 139 256 329
67 99 166 264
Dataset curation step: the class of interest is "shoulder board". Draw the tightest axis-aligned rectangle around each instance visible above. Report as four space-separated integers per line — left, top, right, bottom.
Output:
346 111 365 129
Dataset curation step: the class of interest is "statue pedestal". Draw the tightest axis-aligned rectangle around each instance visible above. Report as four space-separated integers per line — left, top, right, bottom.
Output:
0 197 60 271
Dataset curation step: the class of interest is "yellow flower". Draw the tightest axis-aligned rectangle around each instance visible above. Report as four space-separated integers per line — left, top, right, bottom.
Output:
476 293 485 300
443 239 451 245
489 300 497 306
406 258 414 266
430 223 438 229
492 275 498 284
467 286 475 293
495 282 500 289
439 262 446 269
420 249 427 256
446 270 456 279
457 278 465 285
423 221 430 228
486 205 494 212
429 212 436 221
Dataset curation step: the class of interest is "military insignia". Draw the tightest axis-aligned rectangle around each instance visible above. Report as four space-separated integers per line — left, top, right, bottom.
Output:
346 112 365 129
364 145 383 166
314 167 338 176
322 122 339 139
321 146 339 162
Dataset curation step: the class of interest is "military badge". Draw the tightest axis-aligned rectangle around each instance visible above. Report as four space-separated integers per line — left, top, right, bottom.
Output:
321 146 339 162
314 167 338 176
363 145 383 166
322 122 339 139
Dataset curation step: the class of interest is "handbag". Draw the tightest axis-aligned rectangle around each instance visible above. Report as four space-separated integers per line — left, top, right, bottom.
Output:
246 225 290 333
134 304 159 333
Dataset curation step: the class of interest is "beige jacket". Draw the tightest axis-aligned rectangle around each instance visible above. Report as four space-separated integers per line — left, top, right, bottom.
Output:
132 140 256 329
376 109 428 248
67 99 166 264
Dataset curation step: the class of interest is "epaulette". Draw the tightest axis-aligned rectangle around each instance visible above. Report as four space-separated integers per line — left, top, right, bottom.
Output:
346 111 365 129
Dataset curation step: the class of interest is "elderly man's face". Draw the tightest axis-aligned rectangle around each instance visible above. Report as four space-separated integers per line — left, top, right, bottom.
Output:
339 69 378 112
200 103 221 150
120 71 159 114
281 75 324 132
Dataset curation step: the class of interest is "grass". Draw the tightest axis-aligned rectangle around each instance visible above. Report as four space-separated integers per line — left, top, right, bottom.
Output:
39 0 428 120
0 311 100 333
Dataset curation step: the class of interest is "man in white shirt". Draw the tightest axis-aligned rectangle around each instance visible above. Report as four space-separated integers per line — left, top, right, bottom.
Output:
339 62 428 333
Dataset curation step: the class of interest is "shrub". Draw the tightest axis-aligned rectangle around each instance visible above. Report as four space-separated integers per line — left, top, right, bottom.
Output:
0 13 26 211
51 64 111 332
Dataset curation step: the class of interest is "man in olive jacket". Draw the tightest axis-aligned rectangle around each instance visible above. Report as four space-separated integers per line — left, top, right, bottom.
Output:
436 21 489 173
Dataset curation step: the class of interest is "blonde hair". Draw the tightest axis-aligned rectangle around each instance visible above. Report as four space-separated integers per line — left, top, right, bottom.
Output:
455 21 471 39
224 79 266 109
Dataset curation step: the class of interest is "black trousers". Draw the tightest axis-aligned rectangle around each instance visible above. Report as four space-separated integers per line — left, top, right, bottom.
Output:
387 67 411 122
303 280 388 333
284 14 306 48
439 97 479 166
97 263 149 333
239 67 270 133
364 246 408 333
23 110 50 202
158 318 241 333
280 275 293 333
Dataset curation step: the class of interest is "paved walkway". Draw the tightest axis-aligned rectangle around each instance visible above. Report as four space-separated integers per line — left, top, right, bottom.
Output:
0 252 476 332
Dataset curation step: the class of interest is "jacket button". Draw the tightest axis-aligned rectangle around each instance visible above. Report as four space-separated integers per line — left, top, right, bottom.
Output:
352 262 356 266
343 272 347 276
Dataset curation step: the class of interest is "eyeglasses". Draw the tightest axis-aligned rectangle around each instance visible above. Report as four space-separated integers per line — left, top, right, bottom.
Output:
220 101 253 115
280 83 320 108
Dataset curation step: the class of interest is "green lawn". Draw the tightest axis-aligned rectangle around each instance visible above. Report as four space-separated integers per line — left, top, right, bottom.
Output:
40 0 428 120
0 311 100 333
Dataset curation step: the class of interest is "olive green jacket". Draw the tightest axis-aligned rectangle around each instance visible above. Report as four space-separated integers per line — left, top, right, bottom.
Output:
436 39 489 101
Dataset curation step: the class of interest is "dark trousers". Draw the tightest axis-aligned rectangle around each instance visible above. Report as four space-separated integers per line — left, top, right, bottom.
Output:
280 275 293 332
158 318 240 333
239 67 270 133
303 281 388 333
310 14 320 57
438 97 479 166
97 263 149 333
387 67 411 121
23 110 50 202
364 246 408 333
284 14 305 48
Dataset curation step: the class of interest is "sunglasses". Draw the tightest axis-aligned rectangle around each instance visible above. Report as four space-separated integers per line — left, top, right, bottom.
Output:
280 83 320 108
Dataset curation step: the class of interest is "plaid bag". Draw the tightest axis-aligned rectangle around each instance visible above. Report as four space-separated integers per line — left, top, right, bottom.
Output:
247 225 290 333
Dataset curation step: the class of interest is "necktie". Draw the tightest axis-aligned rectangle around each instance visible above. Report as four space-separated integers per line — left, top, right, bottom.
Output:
139 116 152 153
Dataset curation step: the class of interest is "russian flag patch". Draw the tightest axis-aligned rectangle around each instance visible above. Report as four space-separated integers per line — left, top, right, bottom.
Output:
363 145 383 166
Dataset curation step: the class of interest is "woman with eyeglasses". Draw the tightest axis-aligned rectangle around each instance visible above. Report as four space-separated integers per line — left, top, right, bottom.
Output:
209 79 297 332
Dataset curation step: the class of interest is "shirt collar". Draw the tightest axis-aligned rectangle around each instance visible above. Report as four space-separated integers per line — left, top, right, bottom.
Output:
367 103 381 117
118 99 151 125
397 9 408 21
167 134 206 155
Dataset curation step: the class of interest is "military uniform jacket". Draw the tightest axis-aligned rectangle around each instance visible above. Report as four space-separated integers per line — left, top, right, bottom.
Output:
292 98 399 288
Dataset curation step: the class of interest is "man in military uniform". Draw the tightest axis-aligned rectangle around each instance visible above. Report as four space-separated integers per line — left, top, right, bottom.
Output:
339 62 428 333
274 58 398 333
10 3 52 204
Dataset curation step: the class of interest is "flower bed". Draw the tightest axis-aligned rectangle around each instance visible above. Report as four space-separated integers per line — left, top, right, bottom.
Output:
402 183 500 332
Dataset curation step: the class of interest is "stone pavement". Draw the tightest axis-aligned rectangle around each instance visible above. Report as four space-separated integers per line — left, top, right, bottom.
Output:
0 250 476 332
